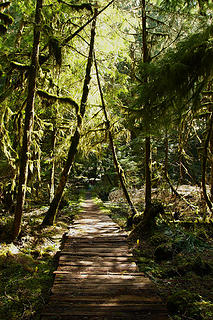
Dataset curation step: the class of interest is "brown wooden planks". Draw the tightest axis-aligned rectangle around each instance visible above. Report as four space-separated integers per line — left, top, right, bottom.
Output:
40 199 168 320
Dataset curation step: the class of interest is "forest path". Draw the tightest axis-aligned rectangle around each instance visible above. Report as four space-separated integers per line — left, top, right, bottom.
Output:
40 198 168 320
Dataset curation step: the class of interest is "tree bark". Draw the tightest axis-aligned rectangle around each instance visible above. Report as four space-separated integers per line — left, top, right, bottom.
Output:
94 55 138 221
145 136 151 208
12 0 43 240
164 131 168 178
201 112 213 216
42 11 97 226
141 0 152 210
49 127 56 203
209 118 213 202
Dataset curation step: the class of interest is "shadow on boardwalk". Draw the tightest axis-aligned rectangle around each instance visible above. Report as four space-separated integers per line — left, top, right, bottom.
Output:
40 199 168 320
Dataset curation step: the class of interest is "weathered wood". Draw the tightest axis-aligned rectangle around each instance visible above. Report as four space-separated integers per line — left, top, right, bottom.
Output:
41 314 168 320
48 294 162 303
40 199 168 319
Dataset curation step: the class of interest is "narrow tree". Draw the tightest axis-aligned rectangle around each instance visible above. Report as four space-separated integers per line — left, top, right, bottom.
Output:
94 53 138 222
12 0 43 240
141 0 152 210
42 11 97 226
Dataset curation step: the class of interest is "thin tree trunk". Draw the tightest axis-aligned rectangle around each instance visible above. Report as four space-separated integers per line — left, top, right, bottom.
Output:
141 0 152 210
164 131 168 178
145 136 151 208
94 54 138 220
42 11 97 226
209 124 213 202
201 113 213 216
12 0 43 240
49 127 56 203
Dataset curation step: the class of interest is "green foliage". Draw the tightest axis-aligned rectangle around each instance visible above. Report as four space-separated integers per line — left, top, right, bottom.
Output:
160 0 213 16
0 189 82 319
133 24 213 132
167 290 201 317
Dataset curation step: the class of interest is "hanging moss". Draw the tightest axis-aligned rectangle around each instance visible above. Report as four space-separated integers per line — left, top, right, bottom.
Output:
37 90 79 112
70 3 93 14
48 37 62 67
0 12 13 25
58 1 93 13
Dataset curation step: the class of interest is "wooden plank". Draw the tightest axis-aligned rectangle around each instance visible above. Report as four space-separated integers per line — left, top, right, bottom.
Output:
66 233 128 238
41 314 168 320
53 272 146 277
58 259 136 265
42 304 167 313
65 236 128 241
63 242 129 248
60 248 131 254
51 287 156 295
54 277 150 284
60 251 132 257
57 267 138 273
58 256 133 262
41 199 168 320
48 294 162 303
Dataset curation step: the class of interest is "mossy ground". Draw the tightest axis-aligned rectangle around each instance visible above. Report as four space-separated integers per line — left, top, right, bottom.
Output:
99 189 213 320
0 190 83 320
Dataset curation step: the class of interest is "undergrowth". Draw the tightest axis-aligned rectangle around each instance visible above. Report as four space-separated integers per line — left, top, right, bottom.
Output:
96 189 213 320
0 188 84 320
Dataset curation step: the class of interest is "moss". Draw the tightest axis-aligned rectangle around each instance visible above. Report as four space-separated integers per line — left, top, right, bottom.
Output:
37 90 79 111
150 233 168 246
167 290 201 316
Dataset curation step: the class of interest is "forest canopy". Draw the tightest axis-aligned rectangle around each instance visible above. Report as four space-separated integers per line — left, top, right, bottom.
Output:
0 1 213 319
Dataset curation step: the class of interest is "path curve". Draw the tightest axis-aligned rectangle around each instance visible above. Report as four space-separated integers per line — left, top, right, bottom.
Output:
41 199 168 320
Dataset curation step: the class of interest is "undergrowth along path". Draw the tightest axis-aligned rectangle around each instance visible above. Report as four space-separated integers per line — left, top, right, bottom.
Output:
40 199 168 320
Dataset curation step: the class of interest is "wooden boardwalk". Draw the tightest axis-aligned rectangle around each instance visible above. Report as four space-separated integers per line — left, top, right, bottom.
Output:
41 199 168 320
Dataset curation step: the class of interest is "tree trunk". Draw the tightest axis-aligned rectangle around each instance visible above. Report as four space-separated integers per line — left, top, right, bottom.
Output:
49 127 56 203
42 11 97 226
164 132 168 178
145 136 151 208
94 54 138 223
12 0 43 240
141 0 152 211
201 112 213 217
210 125 213 202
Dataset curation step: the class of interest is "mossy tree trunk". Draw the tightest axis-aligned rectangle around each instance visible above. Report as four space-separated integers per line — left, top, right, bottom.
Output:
209 119 213 202
164 131 169 178
42 11 97 226
145 136 152 209
12 0 43 240
94 55 138 222
49 126 56 203
141 0 152 211
201 112 213 217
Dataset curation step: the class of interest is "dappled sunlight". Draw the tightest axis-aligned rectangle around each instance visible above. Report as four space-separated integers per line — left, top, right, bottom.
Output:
41 198 168 319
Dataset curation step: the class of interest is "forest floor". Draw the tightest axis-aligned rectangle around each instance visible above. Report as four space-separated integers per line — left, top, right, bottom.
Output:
96 186 213 320
0 186 212 320
0 190 83 320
